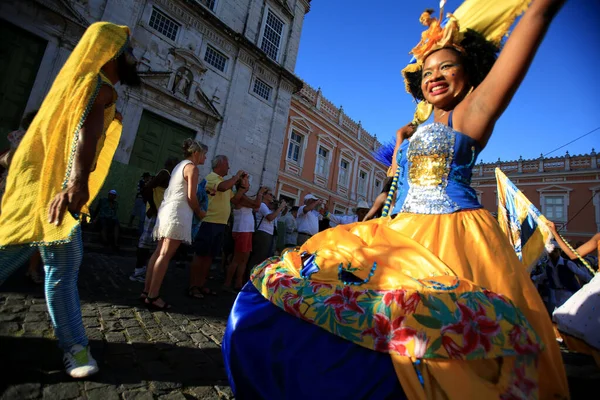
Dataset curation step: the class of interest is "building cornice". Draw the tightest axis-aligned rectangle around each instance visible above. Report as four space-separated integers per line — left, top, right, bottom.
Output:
472 179 600 188
178 0 303 92
472 169 600 183
294 81 383 152
36 0 89 27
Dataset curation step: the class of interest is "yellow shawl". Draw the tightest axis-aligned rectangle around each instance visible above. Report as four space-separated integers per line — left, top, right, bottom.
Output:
0 22 129 247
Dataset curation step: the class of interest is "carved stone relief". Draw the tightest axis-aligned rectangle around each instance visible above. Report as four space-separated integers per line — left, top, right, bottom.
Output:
172 67 193 97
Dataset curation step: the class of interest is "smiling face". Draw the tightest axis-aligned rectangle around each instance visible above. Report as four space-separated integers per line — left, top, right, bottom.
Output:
421 48 469 109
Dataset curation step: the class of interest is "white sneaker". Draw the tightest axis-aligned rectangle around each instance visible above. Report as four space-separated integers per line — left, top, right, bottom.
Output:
129 267 146 283
63 345 99 378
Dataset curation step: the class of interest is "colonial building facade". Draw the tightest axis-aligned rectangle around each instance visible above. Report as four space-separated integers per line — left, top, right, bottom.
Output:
277 82 388 214
472 150 600 241
1 0 310 194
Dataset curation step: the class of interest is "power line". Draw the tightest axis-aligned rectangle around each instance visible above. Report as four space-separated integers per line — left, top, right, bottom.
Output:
543 125 600 157
557 191 599 233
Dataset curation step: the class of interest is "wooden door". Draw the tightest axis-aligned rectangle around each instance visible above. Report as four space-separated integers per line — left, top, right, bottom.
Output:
0 22 47 150
130 110 196 172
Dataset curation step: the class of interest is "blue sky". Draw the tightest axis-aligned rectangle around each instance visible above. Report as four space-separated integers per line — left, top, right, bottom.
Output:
294 0 600 163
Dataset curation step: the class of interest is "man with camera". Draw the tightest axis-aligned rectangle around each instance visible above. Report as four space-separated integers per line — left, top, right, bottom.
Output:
247 188 287 273
296 194 325 246
326 200 371 227
189 155 245 296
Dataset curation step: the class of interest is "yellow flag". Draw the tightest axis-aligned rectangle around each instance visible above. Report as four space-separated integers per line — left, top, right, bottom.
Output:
495 168 553 272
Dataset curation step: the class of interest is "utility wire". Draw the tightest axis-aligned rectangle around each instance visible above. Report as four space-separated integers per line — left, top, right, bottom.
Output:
543 126 600 157
557 191 599 232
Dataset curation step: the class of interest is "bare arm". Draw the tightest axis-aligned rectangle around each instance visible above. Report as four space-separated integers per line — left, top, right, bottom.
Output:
231 187 247 205
389 123 416 175
456 0 565 146
239 186 267 209
231 186 248 207
363 191 388 221
217 170 245 192
266 201 287 222
184 163 204 219
49 84 113 225
549 221 600 260
302 199 322 214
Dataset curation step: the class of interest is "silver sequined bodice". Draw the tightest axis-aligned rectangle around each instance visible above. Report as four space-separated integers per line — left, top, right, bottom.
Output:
391 123 482 215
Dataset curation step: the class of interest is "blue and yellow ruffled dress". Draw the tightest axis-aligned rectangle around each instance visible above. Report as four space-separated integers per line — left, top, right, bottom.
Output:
223 118 568 399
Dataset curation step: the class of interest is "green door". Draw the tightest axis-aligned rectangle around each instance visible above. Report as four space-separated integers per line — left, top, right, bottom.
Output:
0 22 47 150
130 110 196 172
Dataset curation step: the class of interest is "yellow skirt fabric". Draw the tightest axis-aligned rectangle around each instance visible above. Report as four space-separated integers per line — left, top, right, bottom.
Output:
251 208 569 399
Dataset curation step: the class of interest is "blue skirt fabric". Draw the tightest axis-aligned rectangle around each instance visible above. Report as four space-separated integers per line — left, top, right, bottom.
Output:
222 284 407 400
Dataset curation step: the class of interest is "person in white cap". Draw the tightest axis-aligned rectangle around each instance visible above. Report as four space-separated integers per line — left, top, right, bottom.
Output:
295 193 324 246
326 200 370 227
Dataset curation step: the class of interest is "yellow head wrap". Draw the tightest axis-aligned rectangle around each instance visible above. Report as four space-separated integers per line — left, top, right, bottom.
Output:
0 22 130 247
402 0 532 125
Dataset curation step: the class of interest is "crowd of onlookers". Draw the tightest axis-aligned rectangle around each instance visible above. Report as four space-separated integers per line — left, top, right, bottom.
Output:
11 129 598 318
100 137 376 309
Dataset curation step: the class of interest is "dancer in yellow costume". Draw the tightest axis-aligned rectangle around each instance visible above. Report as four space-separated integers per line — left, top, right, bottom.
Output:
0 22 140 378
223 0 570 399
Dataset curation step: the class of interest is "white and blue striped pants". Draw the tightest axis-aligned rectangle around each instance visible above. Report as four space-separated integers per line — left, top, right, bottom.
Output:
0 226 87 350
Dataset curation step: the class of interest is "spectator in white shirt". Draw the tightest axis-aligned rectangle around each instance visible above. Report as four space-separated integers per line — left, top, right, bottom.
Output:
326 200 370 227
222 178 267 293
247 189 287 272
281 206 299 248
296 194 324 246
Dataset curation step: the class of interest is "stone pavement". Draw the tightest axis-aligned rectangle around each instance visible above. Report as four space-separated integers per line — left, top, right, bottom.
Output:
0 250 236 400
1 248 599 399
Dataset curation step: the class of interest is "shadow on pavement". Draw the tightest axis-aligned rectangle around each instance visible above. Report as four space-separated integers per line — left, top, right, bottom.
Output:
0 336 229 392
0 253 238 322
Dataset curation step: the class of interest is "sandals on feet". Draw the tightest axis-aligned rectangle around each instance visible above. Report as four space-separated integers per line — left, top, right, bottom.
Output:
201 287 218 296
145 296 171 310
139 291 148 303
187 286 204 299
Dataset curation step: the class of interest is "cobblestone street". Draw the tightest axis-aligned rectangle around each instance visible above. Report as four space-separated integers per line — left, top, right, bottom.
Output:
1 248 599 399
0 249 235 400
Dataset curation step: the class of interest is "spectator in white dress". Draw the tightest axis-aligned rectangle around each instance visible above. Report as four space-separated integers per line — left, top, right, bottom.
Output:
142 139 208 310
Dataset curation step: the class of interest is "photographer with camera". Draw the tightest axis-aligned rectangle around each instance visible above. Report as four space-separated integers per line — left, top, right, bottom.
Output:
222 176 267 293
296 194 325 246
247 188 287 276
188 155 246 298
